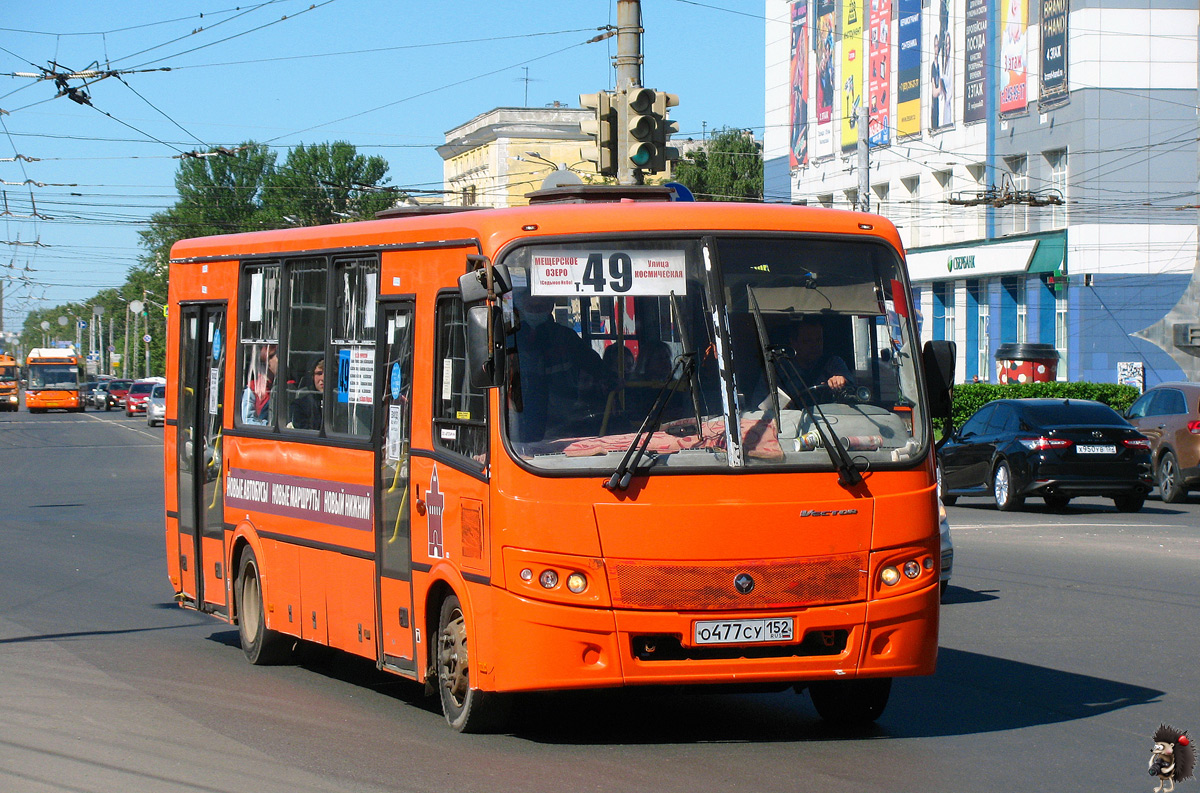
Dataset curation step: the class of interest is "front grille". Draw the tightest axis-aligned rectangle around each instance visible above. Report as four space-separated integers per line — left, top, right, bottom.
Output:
606 553 868 611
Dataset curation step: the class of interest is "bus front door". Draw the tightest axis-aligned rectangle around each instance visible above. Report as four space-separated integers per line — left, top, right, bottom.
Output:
376 302 417 674
176 303 229 614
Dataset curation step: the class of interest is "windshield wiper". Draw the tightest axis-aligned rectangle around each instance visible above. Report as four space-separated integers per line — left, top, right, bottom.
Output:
745 288 862 487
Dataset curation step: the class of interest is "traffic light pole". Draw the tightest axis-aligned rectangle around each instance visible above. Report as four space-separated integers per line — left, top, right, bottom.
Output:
615 0 644 186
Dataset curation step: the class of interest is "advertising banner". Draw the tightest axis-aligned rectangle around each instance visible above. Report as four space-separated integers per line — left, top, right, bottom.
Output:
963 0 989 125
840 0 864 154
896 0 921 138
789 0 809 169
999 0 1028 116
868 0 892 147
1039 0 1069 110
814 0 836 160
930 0 954 130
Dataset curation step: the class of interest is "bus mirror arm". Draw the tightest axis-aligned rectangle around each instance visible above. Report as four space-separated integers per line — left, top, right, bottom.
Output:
465 304 504 389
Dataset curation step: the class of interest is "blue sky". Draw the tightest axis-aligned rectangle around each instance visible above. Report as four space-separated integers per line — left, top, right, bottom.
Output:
0 0 767 331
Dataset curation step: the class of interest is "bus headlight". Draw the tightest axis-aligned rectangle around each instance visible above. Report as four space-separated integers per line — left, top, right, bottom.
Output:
880 566 901 586
538 569 559 589
566 572 587 593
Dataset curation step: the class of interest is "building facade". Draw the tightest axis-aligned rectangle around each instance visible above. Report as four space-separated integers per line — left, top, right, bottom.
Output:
438 106 601 208
764 0 1199 387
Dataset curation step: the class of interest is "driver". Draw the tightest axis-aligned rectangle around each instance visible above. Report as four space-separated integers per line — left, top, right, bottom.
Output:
786 318 853 401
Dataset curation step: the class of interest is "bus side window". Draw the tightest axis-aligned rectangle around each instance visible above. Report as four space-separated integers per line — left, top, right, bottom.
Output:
329 257 378 438
239 263 281 429
434 294 488 465
282 257 328 432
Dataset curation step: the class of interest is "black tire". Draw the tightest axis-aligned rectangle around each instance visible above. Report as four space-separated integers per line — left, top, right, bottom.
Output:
1042 493 1071 510
939 580 949 600
808 678 892 725
436 594 508 733
1157 451 1188 503
1113 493 1145 513
992 460 1024 511
236 547 293 665
941 494 958 506
105 401 111 412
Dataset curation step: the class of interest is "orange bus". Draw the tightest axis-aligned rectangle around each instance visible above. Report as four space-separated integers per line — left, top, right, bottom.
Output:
0 352 19 411
25 347 86 412
164 191 955 732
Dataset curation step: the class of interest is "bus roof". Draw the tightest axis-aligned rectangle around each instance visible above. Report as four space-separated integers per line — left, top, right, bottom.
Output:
169 201 904 264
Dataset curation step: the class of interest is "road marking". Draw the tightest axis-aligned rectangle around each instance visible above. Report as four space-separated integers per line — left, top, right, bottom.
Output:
80 412 161 441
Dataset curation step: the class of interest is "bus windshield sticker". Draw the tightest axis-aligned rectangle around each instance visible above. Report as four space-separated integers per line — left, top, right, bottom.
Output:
441 359 454 402
531 250 687 297
364 272 377 329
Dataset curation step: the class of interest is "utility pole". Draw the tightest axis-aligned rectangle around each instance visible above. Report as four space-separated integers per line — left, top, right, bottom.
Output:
614 0 644 186
857 101 869 212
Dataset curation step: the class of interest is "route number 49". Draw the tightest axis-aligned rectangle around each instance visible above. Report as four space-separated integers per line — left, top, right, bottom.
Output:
580 252 633 293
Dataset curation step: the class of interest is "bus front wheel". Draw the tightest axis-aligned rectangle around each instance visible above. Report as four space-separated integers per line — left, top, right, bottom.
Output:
436 594 508 733
235 547 293 665
806 677 892 726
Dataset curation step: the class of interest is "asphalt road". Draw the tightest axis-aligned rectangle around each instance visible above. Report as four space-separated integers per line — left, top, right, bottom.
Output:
2 407 1197 792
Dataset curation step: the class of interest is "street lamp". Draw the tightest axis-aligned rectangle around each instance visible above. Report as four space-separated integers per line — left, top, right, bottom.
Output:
129 299 144 380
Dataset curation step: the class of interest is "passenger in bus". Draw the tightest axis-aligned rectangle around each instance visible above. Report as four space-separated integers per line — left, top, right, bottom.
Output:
241 343 277 425
785 318 853 400
635 340 674 382
288 358 324 430
601 342 635 386
509 292 603 442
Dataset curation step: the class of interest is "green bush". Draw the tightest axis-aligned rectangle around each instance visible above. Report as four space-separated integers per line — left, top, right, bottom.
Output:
950 382 1141 429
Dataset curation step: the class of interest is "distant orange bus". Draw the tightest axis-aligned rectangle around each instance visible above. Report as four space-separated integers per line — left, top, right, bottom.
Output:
25 348 86 412
0 352 19 411
164 191 955 732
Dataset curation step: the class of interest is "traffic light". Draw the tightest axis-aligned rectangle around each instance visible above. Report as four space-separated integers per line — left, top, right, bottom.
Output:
625 87 657 170
650 91 680 174
579 91 617 177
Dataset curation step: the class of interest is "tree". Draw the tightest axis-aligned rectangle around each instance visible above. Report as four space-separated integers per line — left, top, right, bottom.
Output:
672 127 763 202
261 141 398 227
138 142 277 273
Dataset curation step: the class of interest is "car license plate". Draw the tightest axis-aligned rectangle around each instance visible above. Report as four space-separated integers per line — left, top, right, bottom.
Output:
1077 444 1117 454
694 618 794 645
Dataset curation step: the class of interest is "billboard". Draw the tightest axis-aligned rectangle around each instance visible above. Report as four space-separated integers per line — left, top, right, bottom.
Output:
841 0 864 154
1039 0 1069 110
963 0 989 125
896 0 921 138
868 0 892 147
999 0 1028 116
930 0 954 130
789 0 809 168
814 0 836 160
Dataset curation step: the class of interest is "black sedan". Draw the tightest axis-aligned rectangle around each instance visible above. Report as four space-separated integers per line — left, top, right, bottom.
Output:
938 398 1153 512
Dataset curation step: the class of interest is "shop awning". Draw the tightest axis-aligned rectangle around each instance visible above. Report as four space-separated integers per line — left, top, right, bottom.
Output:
1027 232 1066 274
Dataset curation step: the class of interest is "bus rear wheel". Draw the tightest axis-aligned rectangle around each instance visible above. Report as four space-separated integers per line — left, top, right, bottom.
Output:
236 547 292 665
436 594 508 733
807 677 892 726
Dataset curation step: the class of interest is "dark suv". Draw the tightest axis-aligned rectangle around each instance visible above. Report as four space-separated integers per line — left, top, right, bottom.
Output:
1125 382 1200 502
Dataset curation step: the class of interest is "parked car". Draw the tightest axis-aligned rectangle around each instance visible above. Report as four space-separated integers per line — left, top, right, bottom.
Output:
146 384 167 426
938 398 1153 512
125 380 155 416
1124 382 1200 503
81 381 98 410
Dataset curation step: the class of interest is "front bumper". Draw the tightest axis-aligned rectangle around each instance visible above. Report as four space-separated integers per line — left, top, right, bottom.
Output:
484 583 939 693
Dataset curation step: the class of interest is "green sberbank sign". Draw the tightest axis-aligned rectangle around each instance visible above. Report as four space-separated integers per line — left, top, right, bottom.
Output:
947 255 976 272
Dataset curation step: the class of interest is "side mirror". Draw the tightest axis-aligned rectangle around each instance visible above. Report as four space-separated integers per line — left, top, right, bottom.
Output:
457 262 511 305
922 340 956 420
465 304 504 389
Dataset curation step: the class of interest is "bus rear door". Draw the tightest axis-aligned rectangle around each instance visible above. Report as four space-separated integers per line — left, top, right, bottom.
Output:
175 303 229 613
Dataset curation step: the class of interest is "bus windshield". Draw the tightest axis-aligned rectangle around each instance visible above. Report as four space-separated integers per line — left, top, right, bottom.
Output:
29 364 79 390
500 235 926 474
0 365 16 380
